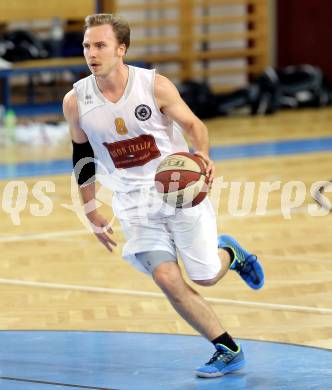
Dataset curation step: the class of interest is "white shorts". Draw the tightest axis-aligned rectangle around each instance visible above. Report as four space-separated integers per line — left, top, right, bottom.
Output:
112 187 221 281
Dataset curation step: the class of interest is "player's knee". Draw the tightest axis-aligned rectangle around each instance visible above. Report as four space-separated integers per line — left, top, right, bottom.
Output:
193 277 218 287
153 264 182 295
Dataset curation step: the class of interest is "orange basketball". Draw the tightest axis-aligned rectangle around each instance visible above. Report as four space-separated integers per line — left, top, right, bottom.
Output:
154 152 209 208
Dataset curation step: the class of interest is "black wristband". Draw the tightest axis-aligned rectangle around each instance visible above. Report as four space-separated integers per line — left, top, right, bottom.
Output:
72 140 96 185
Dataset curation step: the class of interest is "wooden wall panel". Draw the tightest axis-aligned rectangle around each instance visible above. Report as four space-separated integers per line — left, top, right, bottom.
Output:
0 1 96 22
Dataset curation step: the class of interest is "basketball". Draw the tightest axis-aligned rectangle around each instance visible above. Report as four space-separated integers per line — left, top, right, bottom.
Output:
154 152 209 208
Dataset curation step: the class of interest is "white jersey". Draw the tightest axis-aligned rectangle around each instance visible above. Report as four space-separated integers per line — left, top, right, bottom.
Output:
73 65 188 193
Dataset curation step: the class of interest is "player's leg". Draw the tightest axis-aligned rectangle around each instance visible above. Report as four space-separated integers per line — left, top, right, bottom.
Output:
150 259 245 378
151 260 226 340
127 244 245 378
117 198 245 378
170 200 248 376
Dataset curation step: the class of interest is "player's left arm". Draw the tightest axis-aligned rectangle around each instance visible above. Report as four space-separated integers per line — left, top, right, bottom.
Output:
154 74 215 183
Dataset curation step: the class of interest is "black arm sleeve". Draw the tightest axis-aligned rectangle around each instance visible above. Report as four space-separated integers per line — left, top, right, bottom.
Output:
72 140 96 186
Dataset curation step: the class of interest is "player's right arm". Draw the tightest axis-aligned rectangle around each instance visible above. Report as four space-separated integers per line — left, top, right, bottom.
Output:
63 90 116 252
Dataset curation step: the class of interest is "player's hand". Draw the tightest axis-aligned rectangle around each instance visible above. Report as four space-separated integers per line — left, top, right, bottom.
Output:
194 151 215 185
86 212 117 252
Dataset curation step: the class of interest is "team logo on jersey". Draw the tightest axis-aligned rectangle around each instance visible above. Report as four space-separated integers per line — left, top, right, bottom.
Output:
103 134 161 169
114 117 128 135
135 104 152 121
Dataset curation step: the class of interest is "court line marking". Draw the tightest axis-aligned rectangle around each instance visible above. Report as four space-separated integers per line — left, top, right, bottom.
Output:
0 229 92 242
0 376 117 390
218 206 309 220
0 205 314 243
1 223 331 263
0 278 331 315
263 279 331 285
1 228 330 262
264 254 332 263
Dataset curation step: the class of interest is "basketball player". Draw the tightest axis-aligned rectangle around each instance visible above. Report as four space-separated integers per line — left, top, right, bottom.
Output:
63 14 264 378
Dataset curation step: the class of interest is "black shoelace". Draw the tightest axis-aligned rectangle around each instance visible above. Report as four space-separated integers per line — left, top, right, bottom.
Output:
235 256 259 283
206 349 234 365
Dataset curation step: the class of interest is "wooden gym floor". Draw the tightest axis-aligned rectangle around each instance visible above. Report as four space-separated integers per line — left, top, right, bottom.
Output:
0 108 331 352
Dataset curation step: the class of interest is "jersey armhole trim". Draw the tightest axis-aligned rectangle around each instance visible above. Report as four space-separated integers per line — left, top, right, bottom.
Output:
151 69 166 118
72 84 84 130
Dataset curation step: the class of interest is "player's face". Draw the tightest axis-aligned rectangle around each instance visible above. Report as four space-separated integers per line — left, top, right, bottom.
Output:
83 24 126 77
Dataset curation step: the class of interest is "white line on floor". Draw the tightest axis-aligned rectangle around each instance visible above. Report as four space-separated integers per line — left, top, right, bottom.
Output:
217 206 308 220
0 229 92 242
0 206 310 243
264 254 332 263
0 232 330 263
0 278 331 315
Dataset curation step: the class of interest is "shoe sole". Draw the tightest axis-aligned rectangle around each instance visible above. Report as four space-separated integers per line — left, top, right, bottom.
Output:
195 359 245 378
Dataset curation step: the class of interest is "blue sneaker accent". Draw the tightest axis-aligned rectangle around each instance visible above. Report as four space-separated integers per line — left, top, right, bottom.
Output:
195 344 245 378
218 234 264 289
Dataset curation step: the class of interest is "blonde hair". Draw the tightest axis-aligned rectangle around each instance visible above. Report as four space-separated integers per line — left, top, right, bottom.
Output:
84 13 130 52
